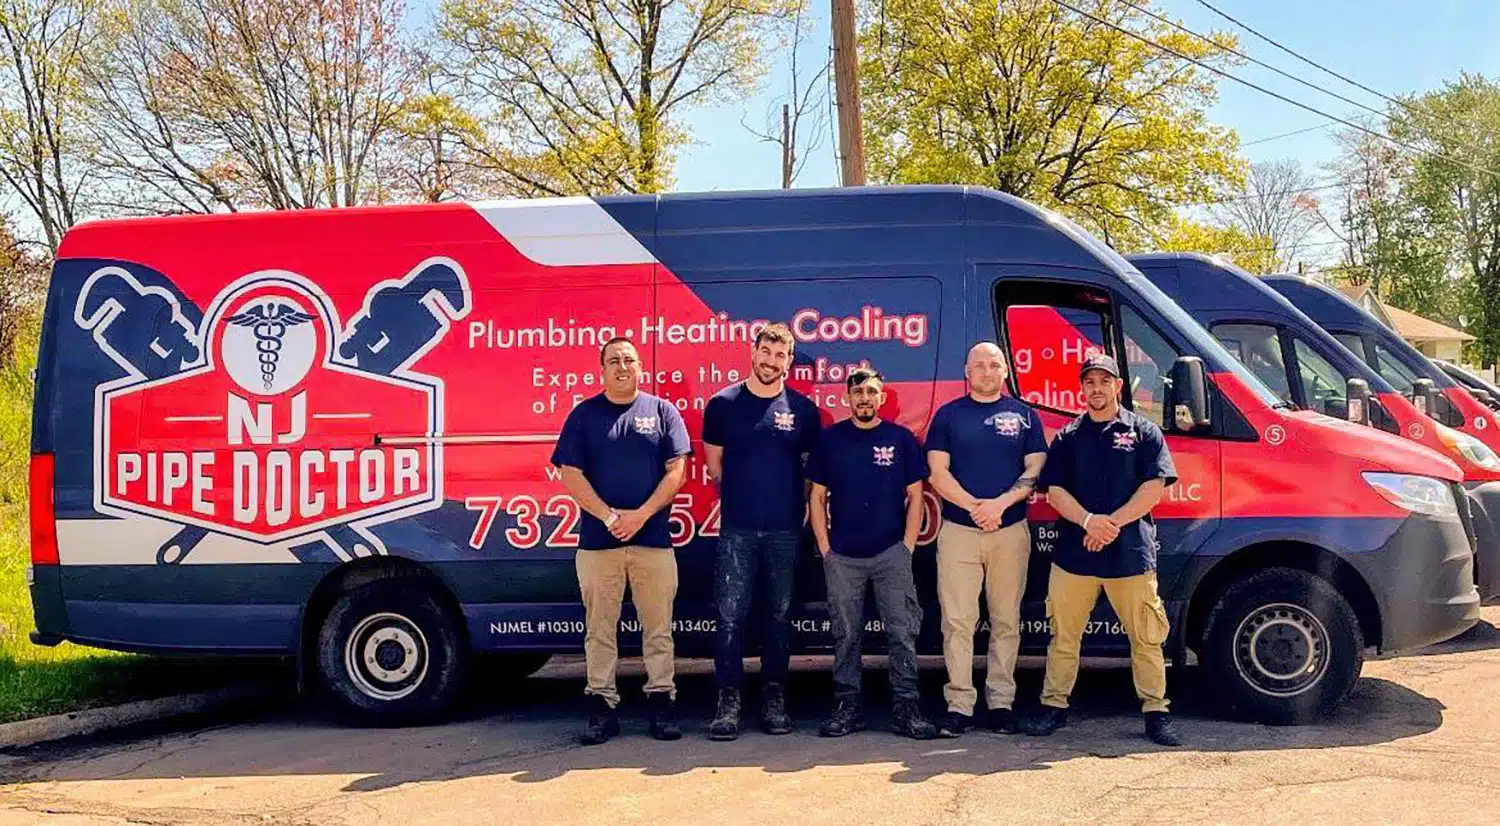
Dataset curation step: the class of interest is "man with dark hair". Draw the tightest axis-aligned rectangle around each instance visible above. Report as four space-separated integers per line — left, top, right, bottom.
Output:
703 323 821 740
552 337 692 745
1025 353 1182 747
808 367 937 740
927 342 1046 737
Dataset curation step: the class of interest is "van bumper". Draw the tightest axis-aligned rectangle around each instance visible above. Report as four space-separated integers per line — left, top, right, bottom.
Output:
1462 481 1500 603
1370 507 1481 653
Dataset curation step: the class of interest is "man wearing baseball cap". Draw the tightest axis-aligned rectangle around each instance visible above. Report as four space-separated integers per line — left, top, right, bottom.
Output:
1025 352 1182 747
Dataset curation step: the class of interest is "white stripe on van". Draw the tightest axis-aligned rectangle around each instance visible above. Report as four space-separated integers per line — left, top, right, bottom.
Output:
469 197 655 267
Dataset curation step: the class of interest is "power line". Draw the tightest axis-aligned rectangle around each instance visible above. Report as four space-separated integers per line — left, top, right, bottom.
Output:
1193 0 1420 119
1241 123 1333 147
1114 0 1391 124
1173 180 1344 207
1046 0 1500 183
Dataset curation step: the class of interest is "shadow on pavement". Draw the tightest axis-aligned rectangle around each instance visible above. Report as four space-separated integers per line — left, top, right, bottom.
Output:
4 651 1449 790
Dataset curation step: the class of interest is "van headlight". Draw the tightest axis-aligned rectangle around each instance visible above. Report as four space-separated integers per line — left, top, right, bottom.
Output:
1437 424 1500 471
1362 472 1459 519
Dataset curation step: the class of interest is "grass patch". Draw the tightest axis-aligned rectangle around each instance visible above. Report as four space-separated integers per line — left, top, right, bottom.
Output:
0 318 271 725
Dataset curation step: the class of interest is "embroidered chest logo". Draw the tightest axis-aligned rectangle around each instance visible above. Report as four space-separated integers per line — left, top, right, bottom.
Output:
773 411 796 432
873 445 896 466
994 413 1023 437
634 416 658 435
1112 430 1137 451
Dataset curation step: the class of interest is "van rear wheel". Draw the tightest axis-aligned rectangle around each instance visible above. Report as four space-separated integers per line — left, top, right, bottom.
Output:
1201 567 1363 725
316 579 469 725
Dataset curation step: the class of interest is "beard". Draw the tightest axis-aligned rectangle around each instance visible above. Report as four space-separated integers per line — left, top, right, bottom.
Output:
753 363 783 384
852 405 878 422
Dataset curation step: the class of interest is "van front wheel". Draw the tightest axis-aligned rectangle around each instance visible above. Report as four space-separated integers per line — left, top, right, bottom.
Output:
316 579 469 725
1201 567 1364 725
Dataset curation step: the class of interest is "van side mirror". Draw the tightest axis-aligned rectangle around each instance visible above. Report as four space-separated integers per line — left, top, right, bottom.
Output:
1412 378 1439 415
1170 356 1210 431
1346 377 1370 425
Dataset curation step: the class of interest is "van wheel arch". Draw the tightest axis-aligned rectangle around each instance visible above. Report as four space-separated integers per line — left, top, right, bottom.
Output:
1183 541 1381 654
298 557 469 707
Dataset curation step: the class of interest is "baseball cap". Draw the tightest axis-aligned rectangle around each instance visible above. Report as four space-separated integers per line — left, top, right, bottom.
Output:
1079 353 1120 380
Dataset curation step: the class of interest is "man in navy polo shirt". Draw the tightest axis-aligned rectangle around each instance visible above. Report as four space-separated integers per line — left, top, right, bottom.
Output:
552 337 692 746
808 367 937 740
702 323 821 741
926 342 1047 738
1024 353 1182 747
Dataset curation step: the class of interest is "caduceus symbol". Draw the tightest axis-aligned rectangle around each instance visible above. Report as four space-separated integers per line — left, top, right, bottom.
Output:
226 302 315 392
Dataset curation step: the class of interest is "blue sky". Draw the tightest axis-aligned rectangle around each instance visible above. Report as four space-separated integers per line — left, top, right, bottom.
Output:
672 0 1500 195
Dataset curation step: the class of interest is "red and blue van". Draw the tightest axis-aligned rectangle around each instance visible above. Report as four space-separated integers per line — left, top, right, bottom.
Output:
27 187 1480 725
1265 274 1500 604
1128 253 1500 602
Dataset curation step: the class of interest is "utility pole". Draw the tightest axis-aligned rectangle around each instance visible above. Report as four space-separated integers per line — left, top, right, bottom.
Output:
831 0 865 186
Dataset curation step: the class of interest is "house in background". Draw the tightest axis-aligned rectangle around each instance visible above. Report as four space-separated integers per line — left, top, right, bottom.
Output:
1337 284 1474 363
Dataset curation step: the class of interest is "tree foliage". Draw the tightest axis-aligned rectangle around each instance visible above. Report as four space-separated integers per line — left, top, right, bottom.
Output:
436 0 794 196
858 0 1244 247
1213 158 1324 274
1139 214 1269 273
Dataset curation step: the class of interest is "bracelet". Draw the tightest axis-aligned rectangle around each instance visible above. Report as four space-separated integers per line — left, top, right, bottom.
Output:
1082 513 1093 531
604 509 620 527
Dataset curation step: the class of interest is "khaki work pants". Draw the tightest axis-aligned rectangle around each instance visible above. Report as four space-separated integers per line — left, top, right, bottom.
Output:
575 546 678 707
1039 564 1171 713
937 521 1030 715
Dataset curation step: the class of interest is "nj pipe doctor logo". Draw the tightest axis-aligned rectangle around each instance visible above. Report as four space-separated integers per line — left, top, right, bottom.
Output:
75 259 470 564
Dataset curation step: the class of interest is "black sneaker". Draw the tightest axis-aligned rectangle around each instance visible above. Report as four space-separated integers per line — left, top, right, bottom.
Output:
819 696 866 737
580 694 620 745
985 707 1018 734
760 682 792 735
890 698 937 740
647 691 682 741
1144 711 1182 747
708 687 742 741
1023 707 1068 737
936 710 973 738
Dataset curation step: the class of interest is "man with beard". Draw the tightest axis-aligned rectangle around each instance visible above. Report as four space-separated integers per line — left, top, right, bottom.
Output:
807 367 937 740
926 342 1046 738
702 324 821 740
1024 353 1182 747
552 337 692 746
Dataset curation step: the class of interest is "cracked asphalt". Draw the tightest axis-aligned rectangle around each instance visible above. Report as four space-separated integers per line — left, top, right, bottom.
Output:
2 607 1497 826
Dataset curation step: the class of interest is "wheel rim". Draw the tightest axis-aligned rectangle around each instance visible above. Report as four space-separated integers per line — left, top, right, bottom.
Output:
343 612 429 701
1232 602 1330 697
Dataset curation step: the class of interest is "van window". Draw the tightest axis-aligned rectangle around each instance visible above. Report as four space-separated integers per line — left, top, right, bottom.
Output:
1210 323 1292 403
1333 332 1367 362
1293 338 1349 418
1005 303 1107 416
1371 340 1419 394
1119 305 1182 429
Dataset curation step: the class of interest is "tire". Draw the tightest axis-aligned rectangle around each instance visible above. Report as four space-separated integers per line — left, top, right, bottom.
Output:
1200 567 1364 725
315 579 470 726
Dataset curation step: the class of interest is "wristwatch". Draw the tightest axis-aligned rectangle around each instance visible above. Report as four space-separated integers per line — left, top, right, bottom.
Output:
604 509 621 527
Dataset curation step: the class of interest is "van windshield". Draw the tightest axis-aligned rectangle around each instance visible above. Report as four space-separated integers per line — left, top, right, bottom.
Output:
1124 267 1286 409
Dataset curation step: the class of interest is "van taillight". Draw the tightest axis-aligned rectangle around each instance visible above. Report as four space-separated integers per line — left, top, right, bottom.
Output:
29 453 58 565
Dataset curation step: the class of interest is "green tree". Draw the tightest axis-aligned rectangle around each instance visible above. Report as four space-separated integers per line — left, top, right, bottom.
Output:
436 0 795 197
859 0 1244 247
1139 214 1269 273
1384 73 1500 363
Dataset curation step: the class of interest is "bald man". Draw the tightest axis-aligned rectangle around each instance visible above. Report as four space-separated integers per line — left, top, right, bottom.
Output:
926 343 1047 737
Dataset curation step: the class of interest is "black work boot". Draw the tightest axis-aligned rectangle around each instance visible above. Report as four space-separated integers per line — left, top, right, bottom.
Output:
986 707 1018 734
760 682 792 735
708 687 742 741
647 691 682 741
580 694 620 746
1144 711 1182 747
936 710 973 738
819 696 866 737
1023 707 1068 737
890 698 937 740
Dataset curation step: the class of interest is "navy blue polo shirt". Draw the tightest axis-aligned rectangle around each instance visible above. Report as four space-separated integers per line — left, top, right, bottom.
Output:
703 383 822 532
807 419 928 558
550 392 692 550
1036 408 1177 578
925 395 1047 529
